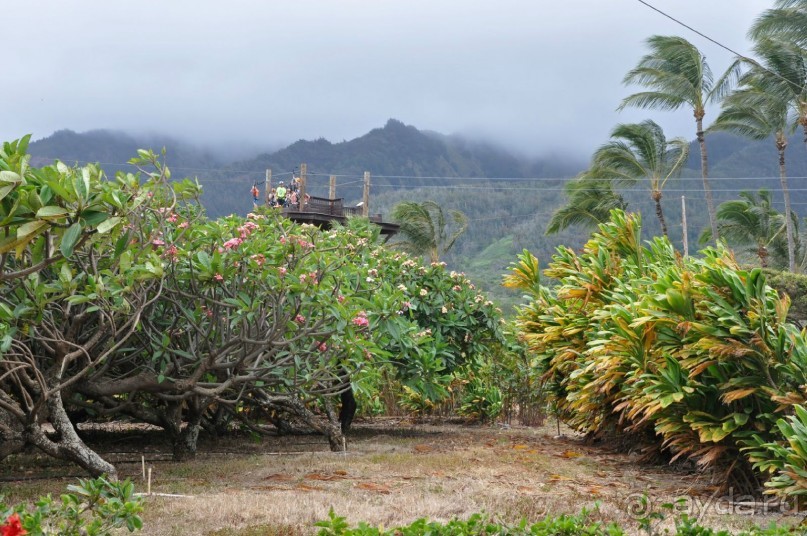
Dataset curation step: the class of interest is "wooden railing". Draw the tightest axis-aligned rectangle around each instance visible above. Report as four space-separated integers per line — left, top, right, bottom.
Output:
293 196 382 222
305 196 343 216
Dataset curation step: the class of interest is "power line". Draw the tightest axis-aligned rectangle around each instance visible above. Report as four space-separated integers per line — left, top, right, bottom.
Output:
29 153 807 183
635 0 802 92
635 0 749 59
370 183 807 193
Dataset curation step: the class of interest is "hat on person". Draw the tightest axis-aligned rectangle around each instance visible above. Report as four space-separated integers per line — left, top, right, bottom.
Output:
279 181 284 184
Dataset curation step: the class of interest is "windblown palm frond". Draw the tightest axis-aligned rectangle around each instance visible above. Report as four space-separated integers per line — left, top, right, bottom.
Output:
619 35 729 242
750 0 807 47
699 189 789 268
390 201 467 263
590 120 688 238
546 176 627 235
710 56 799 270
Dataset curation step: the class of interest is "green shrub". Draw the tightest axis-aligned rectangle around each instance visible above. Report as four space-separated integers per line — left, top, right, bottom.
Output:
315 508 622 536
507 210 807 498
0 477 143 535
314 507 798 535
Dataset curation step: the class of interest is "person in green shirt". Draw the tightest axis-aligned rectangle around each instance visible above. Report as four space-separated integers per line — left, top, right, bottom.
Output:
276 182 287 206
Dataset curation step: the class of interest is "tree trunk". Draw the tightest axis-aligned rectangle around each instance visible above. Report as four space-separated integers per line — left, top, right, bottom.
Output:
166 398 207 461
258 394 346 452
778 134 796 272
652 190 668 238
26 392 117 479
697 117 719 243
175 421 201 460
0 409 25 462
322 398 346 452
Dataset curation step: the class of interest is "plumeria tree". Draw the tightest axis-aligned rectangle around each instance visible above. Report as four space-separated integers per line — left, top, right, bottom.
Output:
0 141 187 477
72 210 406 456
1 139 509 476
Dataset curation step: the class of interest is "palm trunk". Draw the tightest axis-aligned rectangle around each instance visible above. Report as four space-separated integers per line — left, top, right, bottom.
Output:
652 190 668 238
777 133 795 272
697 117 719 243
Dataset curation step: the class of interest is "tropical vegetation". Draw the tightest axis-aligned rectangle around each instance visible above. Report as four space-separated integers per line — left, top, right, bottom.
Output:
390 200 468 263
0 139 508 478
315 507 795 536
619 35 736 243
508 211 807 500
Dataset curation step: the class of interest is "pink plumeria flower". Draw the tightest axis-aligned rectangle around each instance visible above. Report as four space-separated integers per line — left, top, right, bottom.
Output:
214 273 224 281
352 311 369 327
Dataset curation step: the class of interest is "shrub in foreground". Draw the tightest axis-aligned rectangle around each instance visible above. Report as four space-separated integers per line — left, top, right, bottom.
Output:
0 477 142 535
315 508 796 536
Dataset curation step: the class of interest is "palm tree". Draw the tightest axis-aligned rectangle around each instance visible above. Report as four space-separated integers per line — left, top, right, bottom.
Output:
546 175 627 234
390 200 467 263
588 120 689 238
709 63 798 270
699 189 789 268
619 35 738 242
750 0 807 48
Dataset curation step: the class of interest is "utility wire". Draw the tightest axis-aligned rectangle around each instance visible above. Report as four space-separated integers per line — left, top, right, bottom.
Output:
635 0 803 91
30 154 807 184
635 0 749 59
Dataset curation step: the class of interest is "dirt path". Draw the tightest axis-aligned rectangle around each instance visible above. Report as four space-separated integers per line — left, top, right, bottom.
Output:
0 420 798 535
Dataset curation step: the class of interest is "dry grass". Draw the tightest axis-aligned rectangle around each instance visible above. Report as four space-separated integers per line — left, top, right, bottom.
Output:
0 420 800 535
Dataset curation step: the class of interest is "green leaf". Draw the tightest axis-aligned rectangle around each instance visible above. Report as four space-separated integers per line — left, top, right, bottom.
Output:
119 251 131 273
61 222 83 257
96 216 121 234
0 170 22 185
60 263 73 283
36 205 70 219
0 183 15 202
80 210 108 227
45 178 74 201
197 251 211 271
17 219 48 238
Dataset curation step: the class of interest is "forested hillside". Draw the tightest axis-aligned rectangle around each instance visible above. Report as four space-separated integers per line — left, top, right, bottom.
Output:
23 121 807 310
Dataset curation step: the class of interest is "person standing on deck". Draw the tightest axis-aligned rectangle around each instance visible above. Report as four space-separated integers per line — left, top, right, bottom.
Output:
276 181 287 207
251 184 260 209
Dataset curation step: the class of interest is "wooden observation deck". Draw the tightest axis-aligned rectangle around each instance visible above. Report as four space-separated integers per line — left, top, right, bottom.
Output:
282 196 399 237
264 166 398 238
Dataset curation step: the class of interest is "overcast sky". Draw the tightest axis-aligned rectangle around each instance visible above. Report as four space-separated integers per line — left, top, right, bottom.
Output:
4 1 765 159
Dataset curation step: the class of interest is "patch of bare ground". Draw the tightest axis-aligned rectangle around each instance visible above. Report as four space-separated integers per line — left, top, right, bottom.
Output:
0 418 800 535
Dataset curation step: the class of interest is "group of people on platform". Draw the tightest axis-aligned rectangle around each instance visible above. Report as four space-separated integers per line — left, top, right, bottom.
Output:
252 177 309 209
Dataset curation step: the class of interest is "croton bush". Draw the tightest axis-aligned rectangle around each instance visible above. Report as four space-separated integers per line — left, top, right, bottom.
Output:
508 210 807 500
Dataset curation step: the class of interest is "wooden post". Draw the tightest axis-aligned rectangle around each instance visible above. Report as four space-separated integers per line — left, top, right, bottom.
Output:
264 169 271 206
329 175 336 200
299 163 307 211
362 171 370 217
681 195 689 257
